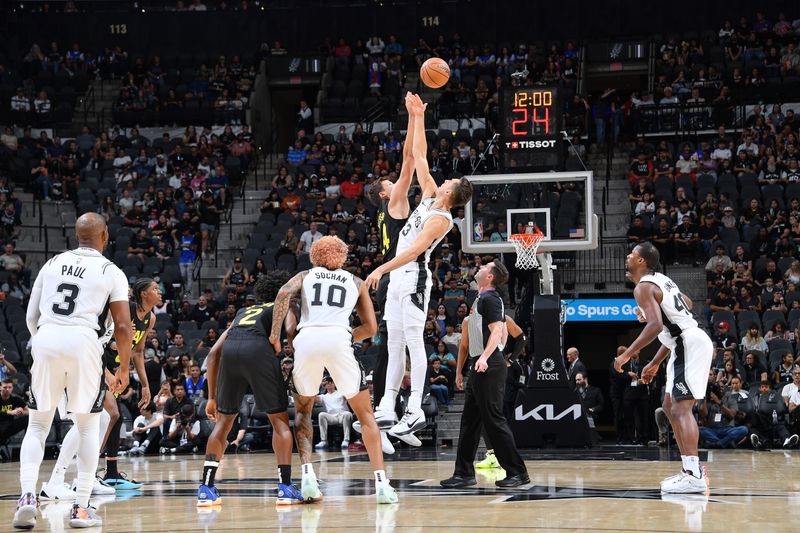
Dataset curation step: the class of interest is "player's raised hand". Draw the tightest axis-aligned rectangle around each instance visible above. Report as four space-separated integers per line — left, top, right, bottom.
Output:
205 399 218 421
365 268 384 291
409 93 427 116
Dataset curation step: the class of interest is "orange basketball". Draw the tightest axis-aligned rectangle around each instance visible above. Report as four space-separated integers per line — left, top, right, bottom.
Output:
420 57 450 88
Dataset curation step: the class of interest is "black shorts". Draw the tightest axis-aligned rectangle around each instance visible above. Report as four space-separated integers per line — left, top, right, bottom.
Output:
216 336 288 415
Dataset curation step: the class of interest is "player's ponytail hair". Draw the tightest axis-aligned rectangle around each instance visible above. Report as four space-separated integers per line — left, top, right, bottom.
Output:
310 236 348 271
131 277 156 311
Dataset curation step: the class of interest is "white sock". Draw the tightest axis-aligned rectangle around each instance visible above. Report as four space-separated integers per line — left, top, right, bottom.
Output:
381 323 407 411
684 456 701 478
73 412 101 508
302 463 316 478
406 324 427 413
133 440 140 447
374 470 389 485
680 455 688 472
142 440 150 448
49 423 79 487
20 408 56 495
97 409 111 446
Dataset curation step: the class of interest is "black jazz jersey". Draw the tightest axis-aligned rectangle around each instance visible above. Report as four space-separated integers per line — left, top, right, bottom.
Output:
103 301 153 371
377 200 407 261
227 302 279 348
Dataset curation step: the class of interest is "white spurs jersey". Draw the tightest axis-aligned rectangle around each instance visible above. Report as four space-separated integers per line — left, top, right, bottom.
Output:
391 198 453 286
639 272 698 342
27 247 129 336
298 267 360 331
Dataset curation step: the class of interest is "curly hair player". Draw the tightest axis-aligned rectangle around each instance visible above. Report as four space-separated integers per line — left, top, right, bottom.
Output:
614 242 712 494
270 236 398 504
196 270 302 507
366 93 474 439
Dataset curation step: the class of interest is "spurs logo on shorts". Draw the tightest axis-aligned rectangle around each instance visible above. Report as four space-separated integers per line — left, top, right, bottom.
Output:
675 382 689 396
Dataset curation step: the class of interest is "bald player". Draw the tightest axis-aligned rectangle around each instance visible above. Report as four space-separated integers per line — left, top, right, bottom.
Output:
14 213 132 529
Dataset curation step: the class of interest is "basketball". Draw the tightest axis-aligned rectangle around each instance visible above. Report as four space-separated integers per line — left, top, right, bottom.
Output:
420 57 450 88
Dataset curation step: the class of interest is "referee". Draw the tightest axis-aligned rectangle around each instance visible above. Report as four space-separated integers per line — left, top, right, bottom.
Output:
441 260 530 488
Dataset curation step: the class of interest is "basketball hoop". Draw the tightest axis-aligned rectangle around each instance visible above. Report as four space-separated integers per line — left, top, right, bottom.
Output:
508 228 544 269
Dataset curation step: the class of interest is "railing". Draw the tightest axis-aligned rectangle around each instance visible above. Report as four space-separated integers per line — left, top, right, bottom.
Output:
629 101 751 137
558 236 628 291
80 84 95 128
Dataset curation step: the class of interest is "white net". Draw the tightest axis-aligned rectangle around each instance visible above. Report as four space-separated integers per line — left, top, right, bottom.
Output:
508 233 544 269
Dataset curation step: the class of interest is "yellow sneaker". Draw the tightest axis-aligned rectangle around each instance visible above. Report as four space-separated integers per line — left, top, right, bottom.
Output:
476 451 500 469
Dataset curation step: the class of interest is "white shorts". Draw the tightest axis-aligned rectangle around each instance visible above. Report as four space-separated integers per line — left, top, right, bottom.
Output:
30 324 105 414
292 326 366 399
383 269 431 328
665 327 713 401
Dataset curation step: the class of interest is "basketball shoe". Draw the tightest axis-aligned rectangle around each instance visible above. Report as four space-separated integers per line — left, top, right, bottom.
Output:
301 473 323 503
376 483 398 504
660 471 708 494
275 484 304 506
12 493 38 530
69 504 102 528
71 477 116 496
374 407 398 430
380 432 395 455
388 409 426 436
476 451 500 469
39 482 75 501
196 484 222 507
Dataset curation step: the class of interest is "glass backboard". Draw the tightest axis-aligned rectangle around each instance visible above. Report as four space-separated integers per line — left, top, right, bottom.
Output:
462 171 598 254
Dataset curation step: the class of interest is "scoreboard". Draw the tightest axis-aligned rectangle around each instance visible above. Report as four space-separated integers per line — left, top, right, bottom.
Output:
499 86 563 171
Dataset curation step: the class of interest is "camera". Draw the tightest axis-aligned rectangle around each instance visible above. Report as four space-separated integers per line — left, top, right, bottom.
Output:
707 382 722 398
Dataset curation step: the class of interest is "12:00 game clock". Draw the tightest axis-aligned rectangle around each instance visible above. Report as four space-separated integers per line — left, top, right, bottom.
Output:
499 86 563 171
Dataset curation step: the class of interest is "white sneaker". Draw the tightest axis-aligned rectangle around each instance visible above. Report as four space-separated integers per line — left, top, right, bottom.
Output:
388 409 426 437
40 481 76 501
660 472 708 494
69 504 103 528
374 408 398 430
660 471 686 487
12 493 38 530
353 420 362 433
314 441 327 450
395 432 422 447
380 432 395 455
341 440 350 449
70 477 116 496
376 483 398 504
783 434 799 448
301 473 323 503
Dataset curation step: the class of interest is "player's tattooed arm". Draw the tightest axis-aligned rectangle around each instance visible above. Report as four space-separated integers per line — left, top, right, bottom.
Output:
270 271 306 352
293 394 316 464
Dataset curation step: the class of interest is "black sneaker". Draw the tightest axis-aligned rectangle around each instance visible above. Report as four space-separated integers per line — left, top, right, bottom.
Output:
495 473 531 488
440 475 477 488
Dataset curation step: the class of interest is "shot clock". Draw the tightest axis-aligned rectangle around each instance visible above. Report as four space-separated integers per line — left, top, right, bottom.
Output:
499 86 563 171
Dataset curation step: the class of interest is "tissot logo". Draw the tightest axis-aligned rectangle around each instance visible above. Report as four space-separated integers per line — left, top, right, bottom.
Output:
515 403 582 421
505 140 557 149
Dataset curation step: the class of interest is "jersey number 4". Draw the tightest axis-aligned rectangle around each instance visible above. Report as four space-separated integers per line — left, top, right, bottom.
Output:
673 293 691 315
52 283 80 316
311 283 346 308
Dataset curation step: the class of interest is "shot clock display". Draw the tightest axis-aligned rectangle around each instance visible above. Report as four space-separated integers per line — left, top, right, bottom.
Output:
499 86 563 171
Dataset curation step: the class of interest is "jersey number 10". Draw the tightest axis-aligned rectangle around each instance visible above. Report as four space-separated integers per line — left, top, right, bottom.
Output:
311 283 346 308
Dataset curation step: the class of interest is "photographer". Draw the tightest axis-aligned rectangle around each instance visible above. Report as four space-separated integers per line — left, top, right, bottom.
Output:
160 404 202 454
698 370 748 448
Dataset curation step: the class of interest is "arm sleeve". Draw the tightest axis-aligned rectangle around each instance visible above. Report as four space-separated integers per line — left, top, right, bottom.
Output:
108 266 130 302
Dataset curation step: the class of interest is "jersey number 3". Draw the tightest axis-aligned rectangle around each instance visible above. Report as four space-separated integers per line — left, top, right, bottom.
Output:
52 283 80 316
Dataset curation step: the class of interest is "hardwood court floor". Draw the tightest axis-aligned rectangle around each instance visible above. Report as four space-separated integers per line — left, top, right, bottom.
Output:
1 447 799 532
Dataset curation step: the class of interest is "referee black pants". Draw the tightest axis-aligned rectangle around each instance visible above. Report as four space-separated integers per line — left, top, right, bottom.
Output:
455 357 527 478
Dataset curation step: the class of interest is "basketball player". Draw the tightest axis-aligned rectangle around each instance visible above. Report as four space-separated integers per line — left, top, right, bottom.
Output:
441 261 529 488
197 271 301 507
614 242 712 493
366 93 474 438
96 277 160 490
365 92 425 449
14 213 132 529
270 236 398 504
